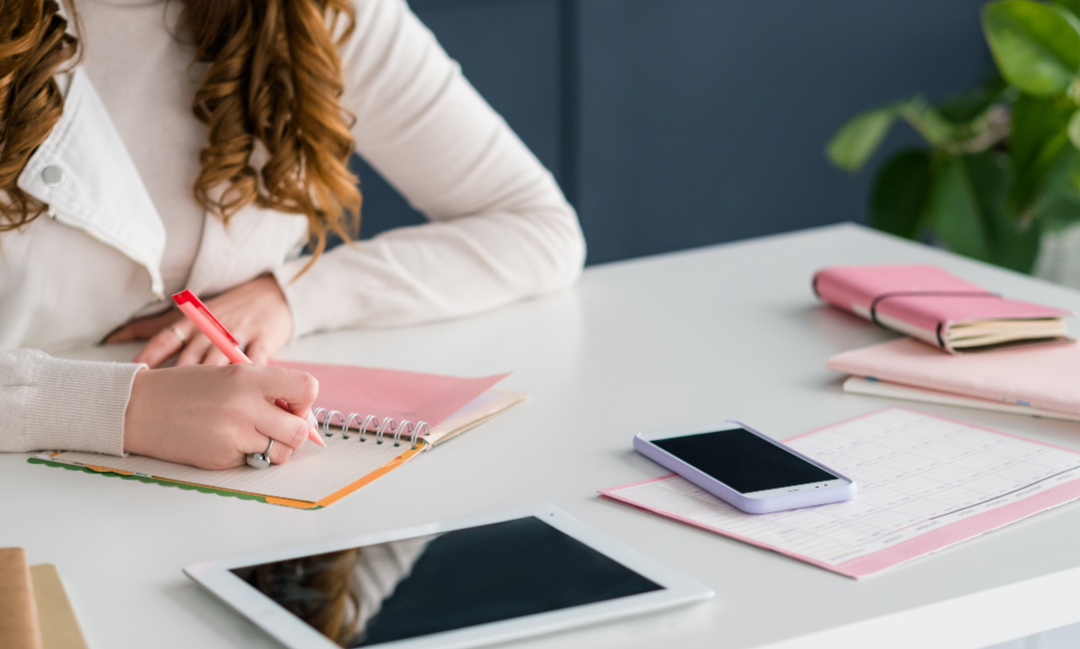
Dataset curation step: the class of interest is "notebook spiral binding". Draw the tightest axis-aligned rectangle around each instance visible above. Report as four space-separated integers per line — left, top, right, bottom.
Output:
312 408 431 450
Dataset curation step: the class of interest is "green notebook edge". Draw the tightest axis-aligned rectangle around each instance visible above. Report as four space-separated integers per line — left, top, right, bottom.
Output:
27 458 324 510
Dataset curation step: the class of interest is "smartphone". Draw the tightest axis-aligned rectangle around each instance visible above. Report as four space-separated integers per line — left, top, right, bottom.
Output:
634 422 856 514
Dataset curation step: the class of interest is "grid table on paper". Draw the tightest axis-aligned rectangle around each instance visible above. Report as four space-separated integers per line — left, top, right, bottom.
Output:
602 409 1080 577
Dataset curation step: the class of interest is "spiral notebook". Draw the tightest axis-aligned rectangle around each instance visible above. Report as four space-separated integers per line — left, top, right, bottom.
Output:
31 363 527 509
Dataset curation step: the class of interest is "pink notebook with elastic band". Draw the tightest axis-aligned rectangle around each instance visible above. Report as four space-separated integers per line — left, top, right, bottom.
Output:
813 264 1071 353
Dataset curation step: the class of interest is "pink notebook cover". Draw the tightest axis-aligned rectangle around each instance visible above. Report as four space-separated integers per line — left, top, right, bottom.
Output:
828 337 1080 417
813 265 1069 350
600 408 1080 578
269 360 507 428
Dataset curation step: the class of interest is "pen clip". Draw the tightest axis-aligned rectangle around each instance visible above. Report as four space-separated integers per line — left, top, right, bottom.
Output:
171 290 241 347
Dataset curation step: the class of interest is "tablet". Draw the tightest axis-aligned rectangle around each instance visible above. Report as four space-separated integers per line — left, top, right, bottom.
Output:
185 504 713 648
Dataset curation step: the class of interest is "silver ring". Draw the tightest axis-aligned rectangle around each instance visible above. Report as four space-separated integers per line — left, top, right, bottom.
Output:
171 326 186 343
247 438 274 469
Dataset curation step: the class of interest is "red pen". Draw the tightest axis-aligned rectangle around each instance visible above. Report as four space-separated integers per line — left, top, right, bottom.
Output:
172 290 325 447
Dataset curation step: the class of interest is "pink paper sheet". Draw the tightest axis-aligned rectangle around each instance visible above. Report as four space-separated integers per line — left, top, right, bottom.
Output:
270 360 507 428
601 408 1080 578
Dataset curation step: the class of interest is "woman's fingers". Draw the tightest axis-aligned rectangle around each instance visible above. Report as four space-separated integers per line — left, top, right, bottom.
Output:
256 367 320 415
105 310 179 344
176 335 213 366
242 434 295 466
245 338 273 365
202 345 233 366
132 325 191 367
253 403 311 452
113 275 294 368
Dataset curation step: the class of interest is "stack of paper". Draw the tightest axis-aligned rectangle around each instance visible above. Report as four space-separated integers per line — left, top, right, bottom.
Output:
829 338 1080 422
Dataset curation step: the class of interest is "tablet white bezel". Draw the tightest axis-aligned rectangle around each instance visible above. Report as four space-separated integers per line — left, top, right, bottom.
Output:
184 504 713 649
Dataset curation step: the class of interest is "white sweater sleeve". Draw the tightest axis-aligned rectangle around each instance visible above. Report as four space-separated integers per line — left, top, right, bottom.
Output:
0 349 142 456
273 0 585 336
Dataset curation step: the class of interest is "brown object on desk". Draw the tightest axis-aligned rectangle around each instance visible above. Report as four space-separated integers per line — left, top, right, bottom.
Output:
30 564 89 649
0 547 43 649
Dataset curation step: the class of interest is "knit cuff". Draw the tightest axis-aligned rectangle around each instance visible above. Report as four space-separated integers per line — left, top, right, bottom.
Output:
25 357 145 456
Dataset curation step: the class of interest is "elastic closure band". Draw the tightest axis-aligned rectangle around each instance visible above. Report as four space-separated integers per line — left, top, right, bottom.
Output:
868 291 1000 348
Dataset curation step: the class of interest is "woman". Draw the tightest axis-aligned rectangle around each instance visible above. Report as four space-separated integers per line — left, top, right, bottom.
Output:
0 0 584 469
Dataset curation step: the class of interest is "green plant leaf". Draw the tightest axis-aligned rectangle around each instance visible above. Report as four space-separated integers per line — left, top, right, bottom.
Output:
926 155 995 262
826 107 898 172
993 214 1043 272
1030 143 1080 232
983 0 1080 96
870 149 933 239
1052 0 1080 19
899 98 960 148
1069 109 1080 149
936 73 1009 124
926 152 1042 272
1009 94 1077 215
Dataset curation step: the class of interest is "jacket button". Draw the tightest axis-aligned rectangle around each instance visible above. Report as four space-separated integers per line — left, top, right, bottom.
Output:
42 166 65 187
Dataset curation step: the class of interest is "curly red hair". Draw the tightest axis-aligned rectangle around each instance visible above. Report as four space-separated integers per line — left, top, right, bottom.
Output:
0 0 78 232
0 0 362 270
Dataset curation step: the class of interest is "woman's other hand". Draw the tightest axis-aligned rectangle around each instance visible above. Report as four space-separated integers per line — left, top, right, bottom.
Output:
124 364 318 469
106 275 293 367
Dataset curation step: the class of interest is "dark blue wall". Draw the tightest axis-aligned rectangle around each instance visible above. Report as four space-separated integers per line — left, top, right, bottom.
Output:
354 0 994 265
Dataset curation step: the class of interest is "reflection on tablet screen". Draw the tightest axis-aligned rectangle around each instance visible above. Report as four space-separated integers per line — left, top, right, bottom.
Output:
231 516 663 647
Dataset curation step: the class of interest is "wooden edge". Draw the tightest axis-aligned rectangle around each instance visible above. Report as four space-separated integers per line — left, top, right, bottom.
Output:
30 564 89 649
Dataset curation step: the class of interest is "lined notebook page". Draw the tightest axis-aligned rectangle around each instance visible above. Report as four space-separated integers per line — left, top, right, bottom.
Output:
53 434 417 503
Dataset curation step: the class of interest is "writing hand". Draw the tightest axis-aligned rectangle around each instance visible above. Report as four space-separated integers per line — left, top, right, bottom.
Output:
123 364 319 469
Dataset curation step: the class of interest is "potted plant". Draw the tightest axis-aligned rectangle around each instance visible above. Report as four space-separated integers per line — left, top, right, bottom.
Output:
826 0 1080 274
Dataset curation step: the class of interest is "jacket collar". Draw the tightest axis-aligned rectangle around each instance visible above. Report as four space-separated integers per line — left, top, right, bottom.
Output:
17 67 167 298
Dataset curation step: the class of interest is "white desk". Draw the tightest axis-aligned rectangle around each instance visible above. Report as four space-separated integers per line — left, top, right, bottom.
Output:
5 223 1080 649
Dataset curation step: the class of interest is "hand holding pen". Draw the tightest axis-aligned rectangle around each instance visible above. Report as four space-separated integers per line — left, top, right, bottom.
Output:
172 290 325 460
120 290 323 470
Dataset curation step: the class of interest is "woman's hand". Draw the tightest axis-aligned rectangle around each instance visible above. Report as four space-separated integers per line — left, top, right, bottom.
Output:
106 275 293 367
124 364 319 470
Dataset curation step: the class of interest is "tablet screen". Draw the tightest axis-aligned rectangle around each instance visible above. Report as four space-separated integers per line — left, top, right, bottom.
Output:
230 516 663 647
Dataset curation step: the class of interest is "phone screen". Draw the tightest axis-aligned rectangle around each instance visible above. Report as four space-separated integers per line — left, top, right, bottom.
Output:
652 428 839 494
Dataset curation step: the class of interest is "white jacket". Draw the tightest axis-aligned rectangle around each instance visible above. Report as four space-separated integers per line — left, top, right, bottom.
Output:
0 0 585 456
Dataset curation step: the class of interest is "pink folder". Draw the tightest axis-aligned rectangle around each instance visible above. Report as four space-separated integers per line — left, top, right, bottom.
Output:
813 264 1070 353
828 337 1080 417
269 360 508 428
